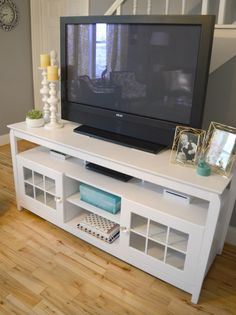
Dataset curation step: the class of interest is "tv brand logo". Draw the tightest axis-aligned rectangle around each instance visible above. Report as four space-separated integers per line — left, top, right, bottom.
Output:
116 113 123 118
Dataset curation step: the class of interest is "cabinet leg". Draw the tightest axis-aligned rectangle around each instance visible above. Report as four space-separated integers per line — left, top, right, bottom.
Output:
17 202 23 211
191 289 201 304
10 130 22 210
217 175 236 255
217 246 223 255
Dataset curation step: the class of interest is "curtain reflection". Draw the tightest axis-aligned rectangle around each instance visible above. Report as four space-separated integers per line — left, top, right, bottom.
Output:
67 25 90 78
107 25 128 74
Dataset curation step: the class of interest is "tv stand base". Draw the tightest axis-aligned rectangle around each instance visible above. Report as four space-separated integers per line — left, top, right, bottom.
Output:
74 125 166 154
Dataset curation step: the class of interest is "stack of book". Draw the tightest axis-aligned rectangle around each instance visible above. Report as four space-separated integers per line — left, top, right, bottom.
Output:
77 213 120 244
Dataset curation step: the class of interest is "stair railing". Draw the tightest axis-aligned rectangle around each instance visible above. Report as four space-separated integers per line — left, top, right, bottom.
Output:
105 0 236 28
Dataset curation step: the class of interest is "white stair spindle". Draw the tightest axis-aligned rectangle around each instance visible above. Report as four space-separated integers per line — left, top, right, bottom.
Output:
218 0 227 25
181 0 186 15
105 0 126 15
165 0 170 15
147 0 152 15
133 0 137 15
201 0 209 14
116 5 121 15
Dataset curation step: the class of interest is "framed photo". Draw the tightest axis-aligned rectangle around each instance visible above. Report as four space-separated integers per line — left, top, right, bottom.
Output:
204 122 236 177
171 126 206 166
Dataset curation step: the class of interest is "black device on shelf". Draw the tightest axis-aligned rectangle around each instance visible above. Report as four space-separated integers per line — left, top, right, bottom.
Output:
85 162 133 182
61 15 215 153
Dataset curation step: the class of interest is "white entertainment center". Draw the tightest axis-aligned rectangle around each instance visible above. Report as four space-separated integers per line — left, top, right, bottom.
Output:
8 121 236 304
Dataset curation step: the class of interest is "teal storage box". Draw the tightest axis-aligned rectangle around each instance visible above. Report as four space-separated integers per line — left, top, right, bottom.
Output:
79 183 121 214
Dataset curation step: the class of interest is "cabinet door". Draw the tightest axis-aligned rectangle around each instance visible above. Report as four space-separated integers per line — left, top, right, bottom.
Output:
17 157 63 225
120 199 204 287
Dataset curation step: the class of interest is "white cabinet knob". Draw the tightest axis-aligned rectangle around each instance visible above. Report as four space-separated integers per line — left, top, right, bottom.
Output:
120 226 129 233
54 196 62 203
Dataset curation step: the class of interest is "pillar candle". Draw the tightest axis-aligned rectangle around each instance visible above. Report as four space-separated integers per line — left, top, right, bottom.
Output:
40 54 50 69
47 65 59 81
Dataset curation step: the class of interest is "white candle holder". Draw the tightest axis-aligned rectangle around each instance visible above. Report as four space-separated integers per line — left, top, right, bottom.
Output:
39 67 50 123
50 50 58 66
49 50 61 116
44 81 63 130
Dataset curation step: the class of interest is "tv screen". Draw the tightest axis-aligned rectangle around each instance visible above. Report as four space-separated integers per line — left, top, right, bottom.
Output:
61 15 215 153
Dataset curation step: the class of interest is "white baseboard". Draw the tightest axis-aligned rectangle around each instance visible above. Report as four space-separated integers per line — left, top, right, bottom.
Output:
0 133 9 146
226 225 236 246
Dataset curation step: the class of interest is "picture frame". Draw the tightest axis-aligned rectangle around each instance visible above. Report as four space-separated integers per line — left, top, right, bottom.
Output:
171 126 206 166
204 122 236 177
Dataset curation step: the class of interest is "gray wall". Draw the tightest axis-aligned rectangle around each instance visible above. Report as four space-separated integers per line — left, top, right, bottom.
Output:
0 0 33 135
90 0 114 15
203 57 236 227
203 56 236 130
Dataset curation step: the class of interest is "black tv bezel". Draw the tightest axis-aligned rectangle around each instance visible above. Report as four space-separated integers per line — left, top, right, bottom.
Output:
60 15 215 149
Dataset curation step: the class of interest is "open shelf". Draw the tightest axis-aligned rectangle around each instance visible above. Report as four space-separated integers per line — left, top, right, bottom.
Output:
64 209 89 227
19 146 209 227
67 192 121 224
64 207 120 247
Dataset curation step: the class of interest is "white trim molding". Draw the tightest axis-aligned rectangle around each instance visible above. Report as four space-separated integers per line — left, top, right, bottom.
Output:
0 133 10 146
226 225 236 246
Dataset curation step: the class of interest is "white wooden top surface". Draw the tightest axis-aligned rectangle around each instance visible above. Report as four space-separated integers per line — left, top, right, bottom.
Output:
8 121 231 195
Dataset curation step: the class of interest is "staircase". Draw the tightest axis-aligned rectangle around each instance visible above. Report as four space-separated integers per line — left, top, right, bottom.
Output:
105 0 236 73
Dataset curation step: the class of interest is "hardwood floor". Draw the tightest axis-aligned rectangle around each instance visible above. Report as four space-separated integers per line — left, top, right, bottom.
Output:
0 141 236 315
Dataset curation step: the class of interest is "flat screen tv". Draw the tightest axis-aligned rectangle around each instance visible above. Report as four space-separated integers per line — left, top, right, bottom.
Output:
60 15 215 153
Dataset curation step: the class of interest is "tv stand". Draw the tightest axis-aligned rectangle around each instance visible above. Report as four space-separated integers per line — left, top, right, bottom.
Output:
8 122 236 304
74 125 166 154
